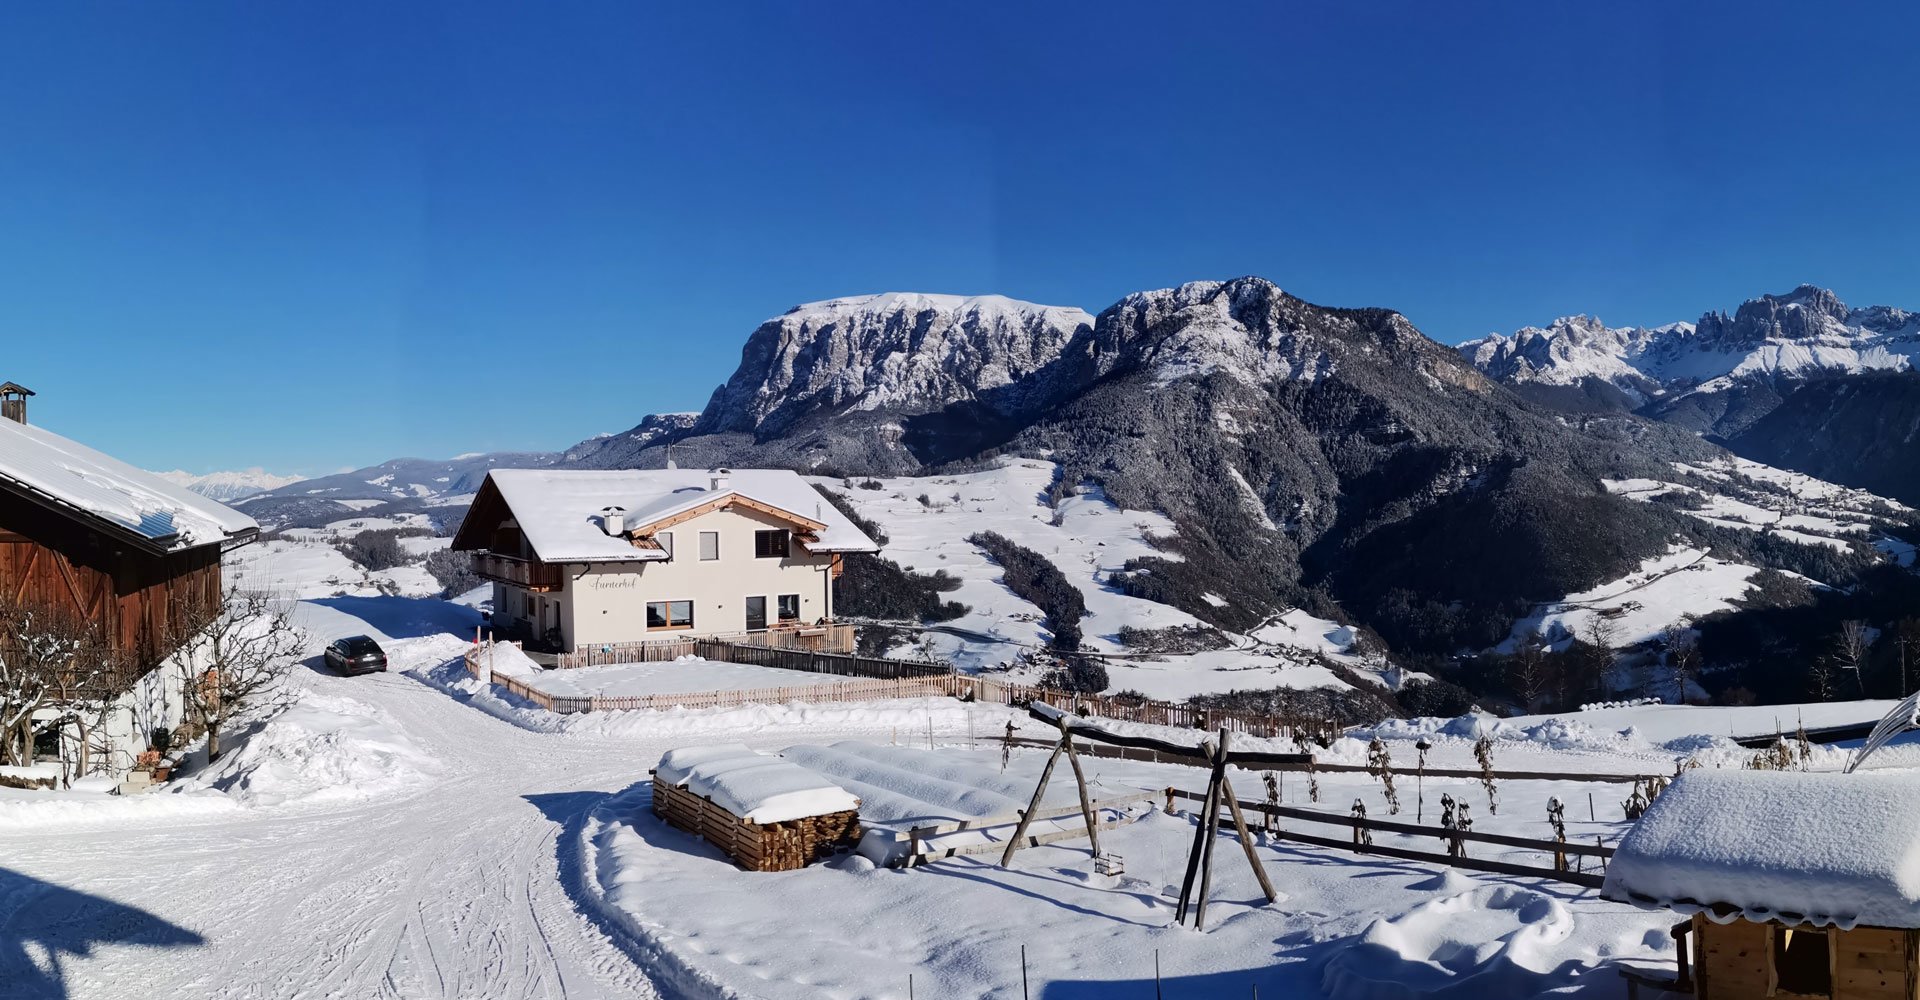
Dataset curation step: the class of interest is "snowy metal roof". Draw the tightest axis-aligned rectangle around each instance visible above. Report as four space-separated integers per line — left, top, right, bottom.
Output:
1602 769 1920 929
0 417 259 553
481 468 878 564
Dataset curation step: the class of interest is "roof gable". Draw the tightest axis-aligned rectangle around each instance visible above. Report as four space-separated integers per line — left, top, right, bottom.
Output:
452 468 877 563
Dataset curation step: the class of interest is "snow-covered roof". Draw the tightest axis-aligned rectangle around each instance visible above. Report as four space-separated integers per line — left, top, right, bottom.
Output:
655 744 860 824
0 417 258 553
481 468 878 564
1603 769 1920 929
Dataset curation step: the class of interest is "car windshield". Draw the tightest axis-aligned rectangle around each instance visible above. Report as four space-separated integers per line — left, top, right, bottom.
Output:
345 639 381 654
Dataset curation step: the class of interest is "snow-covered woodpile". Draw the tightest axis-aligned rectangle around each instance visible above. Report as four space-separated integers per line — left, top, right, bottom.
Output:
1603 769 1920 1000
651 744 861 872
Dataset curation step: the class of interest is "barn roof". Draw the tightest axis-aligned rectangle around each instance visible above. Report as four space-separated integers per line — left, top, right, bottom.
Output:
1602 769 1920 929
455 468 878 564
0 416 259 553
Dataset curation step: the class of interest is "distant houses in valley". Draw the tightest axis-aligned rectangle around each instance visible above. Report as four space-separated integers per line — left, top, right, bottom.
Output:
0 383 259 777
451 468 878 653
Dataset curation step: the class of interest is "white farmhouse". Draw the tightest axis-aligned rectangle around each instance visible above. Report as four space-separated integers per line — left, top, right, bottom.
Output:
450 468 879 652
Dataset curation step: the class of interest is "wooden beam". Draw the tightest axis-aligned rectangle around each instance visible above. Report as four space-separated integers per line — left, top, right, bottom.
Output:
1175 739 1222 924
633 493 827 538
1219 769 1278 904
999 739 1065 868
1061 720 1103 859
1194 730 1229 930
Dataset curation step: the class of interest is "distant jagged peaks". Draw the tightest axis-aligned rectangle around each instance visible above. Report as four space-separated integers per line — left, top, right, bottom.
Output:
1460 286 1920 397
693 291 1095 437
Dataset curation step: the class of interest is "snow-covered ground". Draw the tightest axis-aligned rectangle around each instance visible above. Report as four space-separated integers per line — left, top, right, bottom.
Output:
822 460 1394 700
5 587 1917 998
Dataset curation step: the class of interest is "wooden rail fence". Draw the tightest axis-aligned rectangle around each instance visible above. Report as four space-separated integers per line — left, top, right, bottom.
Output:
1167 787 1609 888
1006 736 1662 784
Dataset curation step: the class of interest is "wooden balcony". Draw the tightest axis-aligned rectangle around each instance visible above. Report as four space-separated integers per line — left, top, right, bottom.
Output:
471 552 564 592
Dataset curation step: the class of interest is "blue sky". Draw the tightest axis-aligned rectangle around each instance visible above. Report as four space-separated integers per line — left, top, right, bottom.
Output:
2 2 1916 475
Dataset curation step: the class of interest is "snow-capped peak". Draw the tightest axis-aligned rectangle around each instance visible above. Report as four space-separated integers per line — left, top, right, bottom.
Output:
151 467 304 503
1462 286 1920 395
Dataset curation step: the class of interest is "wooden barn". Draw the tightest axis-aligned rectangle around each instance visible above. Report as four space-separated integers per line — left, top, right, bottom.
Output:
0 384 258 769
1603 769 1920 1000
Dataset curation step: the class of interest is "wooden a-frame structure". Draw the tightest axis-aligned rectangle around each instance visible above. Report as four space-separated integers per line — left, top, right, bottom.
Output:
1000 705 1308 930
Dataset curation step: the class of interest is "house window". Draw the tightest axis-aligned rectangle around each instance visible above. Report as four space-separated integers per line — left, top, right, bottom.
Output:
755 529 789 559
745 596 767 631
777 593 801 622
658 531 674 561
700 531 720 561
1773 926 1831 997
646 600 695 630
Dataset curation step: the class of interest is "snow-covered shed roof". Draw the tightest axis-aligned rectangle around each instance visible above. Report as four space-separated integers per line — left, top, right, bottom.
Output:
467 468 879 564
0 416 258 553
1602 769 1920 929
655 744 860 824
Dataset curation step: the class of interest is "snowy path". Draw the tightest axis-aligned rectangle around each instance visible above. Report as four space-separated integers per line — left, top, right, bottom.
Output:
0 644 681 999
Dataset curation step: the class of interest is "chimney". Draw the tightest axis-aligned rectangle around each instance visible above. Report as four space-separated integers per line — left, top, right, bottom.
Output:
709 468 732 492
599 505 627 536
0 382 33 425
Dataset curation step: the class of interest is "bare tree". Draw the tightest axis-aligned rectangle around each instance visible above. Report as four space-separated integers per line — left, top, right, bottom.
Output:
1833 620 1873 698
1568 615 1620 702
0 597 115 770
1662 625 1701 705
1507 629 1555 712
167 585 301 762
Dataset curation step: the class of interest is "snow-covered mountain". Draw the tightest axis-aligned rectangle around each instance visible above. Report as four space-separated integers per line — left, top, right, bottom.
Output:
1461 285 1920 404
695 292 1093 437
1459 315 1694 399
235 451 560 531
152 467 304 503
1460 286 1920 501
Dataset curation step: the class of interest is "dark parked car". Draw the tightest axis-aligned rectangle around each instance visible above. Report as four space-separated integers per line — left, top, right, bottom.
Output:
324 635 388 675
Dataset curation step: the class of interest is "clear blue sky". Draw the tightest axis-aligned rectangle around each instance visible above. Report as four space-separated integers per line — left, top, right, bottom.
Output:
3 2 1917 475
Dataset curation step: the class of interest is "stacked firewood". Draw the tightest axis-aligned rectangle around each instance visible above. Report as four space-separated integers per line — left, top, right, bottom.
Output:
652 775 860 872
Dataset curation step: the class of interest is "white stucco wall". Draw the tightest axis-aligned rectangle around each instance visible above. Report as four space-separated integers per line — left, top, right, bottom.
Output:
554 505 836 649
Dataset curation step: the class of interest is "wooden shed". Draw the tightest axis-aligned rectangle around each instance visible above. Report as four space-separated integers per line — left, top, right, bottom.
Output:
1603 769 1920 1000
651 744 861 872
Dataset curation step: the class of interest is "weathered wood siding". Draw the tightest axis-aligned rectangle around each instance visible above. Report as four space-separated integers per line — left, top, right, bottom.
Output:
1693 914 1920 1000
0 492 222 669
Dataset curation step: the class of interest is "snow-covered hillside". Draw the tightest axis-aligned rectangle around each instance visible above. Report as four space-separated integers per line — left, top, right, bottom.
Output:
1507 457 1913 658
823 460 1397 699
226 513 453 599
151 467 303 502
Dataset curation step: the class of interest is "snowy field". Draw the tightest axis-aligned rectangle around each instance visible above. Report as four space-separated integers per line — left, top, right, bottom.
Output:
4 587 1918 997
822 460 1396 700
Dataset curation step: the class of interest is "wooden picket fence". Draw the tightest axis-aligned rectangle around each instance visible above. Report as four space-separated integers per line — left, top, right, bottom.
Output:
461 640 1331 740
463 645 956 714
